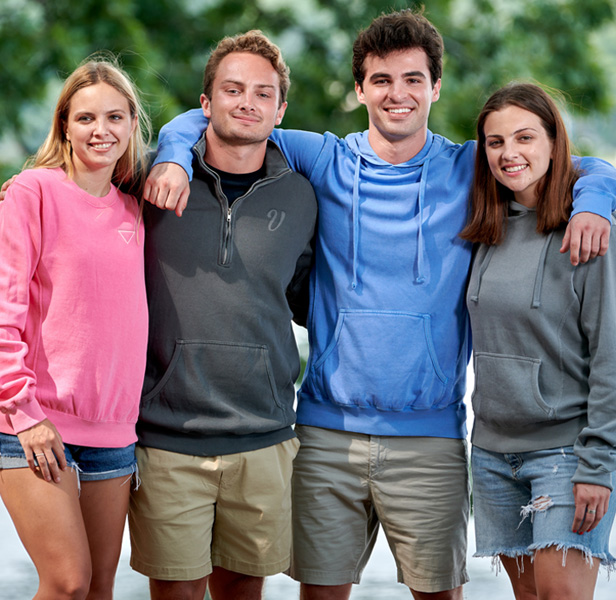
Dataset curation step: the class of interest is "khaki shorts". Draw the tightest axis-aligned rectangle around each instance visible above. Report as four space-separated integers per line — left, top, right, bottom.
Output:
289 426 470 593
129 437 299 581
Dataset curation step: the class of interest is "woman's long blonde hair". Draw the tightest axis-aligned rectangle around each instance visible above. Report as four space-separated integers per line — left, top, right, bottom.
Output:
29 53 151 195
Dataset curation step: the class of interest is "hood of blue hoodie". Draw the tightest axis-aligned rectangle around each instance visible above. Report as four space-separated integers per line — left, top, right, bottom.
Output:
344 129 446 166
343 130 450 286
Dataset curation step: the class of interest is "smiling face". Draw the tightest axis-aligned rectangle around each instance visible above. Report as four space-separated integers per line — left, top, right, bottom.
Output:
483 105 554 207
201 51 287 151
355 48 441 162
65 82 136 182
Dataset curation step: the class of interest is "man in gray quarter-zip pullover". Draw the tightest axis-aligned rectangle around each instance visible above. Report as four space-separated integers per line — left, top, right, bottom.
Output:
128 31 317 600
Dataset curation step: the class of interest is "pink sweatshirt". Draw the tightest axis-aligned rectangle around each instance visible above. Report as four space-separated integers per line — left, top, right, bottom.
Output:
0 167 148 447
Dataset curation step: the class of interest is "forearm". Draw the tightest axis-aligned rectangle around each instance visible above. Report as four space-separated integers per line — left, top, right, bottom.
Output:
154 108 207 180
571 156 616 220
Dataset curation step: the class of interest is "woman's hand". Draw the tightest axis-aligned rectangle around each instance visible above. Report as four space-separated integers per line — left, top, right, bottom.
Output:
572 482 611 534
16 419 67 483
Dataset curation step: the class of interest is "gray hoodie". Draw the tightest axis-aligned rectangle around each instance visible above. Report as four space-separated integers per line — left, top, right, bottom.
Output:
467 200 616 489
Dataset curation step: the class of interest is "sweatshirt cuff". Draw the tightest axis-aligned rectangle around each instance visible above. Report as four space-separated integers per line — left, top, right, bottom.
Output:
8 400 48 434
152 145 192 181
572 463 614 491
570 192 614 223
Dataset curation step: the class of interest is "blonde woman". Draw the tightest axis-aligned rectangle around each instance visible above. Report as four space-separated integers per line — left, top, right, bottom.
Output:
0 57 150 599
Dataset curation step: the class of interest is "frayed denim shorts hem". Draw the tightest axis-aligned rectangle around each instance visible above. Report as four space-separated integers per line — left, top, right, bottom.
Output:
471 445 616 570
0 432 137 482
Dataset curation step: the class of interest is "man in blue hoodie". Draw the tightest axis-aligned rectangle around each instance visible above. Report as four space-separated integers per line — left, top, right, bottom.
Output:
144 9 616 600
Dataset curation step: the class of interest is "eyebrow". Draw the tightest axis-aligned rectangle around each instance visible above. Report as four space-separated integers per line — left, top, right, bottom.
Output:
220 79 277 90
485 127 539 138
368 70 427 82
73 108 129 116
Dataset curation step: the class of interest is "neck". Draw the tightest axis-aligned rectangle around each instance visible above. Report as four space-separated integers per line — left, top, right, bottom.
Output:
204 129 268 174
70 164 113 197
367 127 428 165
514 191 538 209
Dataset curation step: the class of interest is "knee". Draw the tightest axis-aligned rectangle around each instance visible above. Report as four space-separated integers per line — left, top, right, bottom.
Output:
42 569 92 600
409 587 464 600
539 580 589 600
300 583 353 600
150 577 209 600
86 574 116 600
209 569 264 599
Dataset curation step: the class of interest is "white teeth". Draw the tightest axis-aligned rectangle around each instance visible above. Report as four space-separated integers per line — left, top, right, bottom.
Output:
92 143 112 149
388 108 411 114
504 165 527 173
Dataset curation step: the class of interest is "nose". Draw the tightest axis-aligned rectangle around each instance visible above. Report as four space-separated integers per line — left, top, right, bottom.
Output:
388 79 406 102
239 92 256 111
93 118 109 136
501 140 519 160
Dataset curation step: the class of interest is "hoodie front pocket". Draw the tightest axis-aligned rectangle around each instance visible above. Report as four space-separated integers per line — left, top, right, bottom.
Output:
472 352 554 429
141 340 290 435
312 310 448 410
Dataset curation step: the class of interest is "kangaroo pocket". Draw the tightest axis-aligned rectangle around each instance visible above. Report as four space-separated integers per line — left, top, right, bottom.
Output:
141 340 291 436
311 310 449 410
472 352 555 429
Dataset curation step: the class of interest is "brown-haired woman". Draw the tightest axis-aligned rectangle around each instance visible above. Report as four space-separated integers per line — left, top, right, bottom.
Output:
462 82 616 600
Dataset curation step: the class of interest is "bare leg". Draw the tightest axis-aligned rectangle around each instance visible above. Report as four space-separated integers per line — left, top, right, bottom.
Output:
410 586 464 600
149 576 209 600
208 567 264 599
533 547 599 600
80 477 131 600
300 583 352 600
0 467 91 599
500 555 538 600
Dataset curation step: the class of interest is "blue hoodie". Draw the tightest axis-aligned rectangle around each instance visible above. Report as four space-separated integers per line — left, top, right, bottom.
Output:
155 110 616 440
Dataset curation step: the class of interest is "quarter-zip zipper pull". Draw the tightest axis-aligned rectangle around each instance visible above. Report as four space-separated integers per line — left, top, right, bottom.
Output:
222 206 233 264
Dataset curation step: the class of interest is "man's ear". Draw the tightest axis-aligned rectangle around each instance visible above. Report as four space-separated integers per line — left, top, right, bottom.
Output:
275 101 288 126
355 81 366 107
200 93 211 119
431 78 442 103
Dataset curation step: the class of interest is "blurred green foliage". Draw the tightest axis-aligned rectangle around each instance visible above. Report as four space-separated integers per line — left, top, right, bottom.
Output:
1 0 615 180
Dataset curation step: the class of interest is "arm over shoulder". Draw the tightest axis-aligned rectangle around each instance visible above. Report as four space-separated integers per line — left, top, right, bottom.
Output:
571 156 616 220
154 108 207 180
562 157 616 265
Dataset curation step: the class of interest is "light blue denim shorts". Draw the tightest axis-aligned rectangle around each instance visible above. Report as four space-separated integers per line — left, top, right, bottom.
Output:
0 432 137 482
471 445 616 568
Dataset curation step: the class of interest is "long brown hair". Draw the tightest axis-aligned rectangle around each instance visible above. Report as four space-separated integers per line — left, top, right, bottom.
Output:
461 82 579 245
28 53 151 195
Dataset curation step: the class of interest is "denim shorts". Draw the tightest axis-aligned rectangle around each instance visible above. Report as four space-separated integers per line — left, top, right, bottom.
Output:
0 432 137 482
471 445 616 568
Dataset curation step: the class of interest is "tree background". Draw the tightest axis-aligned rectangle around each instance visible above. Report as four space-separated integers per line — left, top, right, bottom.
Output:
1 0 615 180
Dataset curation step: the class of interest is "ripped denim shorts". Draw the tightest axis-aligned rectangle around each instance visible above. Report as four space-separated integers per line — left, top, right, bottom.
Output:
471 445 616 569
0 432 136 482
